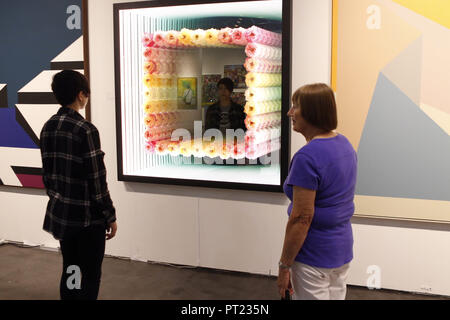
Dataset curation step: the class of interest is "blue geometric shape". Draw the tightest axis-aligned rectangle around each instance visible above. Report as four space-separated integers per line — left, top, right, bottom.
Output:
0 108 38 148
356 73 450 201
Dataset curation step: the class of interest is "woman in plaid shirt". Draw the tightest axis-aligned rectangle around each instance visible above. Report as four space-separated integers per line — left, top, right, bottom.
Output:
40 70 117 300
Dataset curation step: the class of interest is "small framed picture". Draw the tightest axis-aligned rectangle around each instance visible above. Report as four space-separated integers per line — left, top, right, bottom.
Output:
177 77 198 110
224 65 246 89
202 74 221 106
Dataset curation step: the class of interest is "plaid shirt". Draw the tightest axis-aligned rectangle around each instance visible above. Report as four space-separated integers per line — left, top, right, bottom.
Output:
40 107 116 240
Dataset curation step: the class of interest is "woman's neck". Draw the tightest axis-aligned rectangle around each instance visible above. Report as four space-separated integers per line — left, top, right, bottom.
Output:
303 127 335 143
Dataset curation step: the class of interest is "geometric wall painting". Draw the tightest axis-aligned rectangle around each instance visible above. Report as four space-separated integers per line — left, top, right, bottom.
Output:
392 0 450 29
15 105 62 145
356 73 450 201
420 103 450 136
0 147 44 187
0 104 39 149
386 0 450 117
0 85 7 107
0 0 87 188
381 36 422 106
12 167 46 189
332 0 450 222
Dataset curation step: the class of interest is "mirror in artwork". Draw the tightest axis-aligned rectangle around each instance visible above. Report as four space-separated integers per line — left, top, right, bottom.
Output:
115 0 289 191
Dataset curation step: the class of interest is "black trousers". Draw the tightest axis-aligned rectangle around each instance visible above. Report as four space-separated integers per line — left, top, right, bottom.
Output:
59 225 106 300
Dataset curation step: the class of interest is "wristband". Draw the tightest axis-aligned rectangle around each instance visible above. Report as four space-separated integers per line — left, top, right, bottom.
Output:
278 261 291 270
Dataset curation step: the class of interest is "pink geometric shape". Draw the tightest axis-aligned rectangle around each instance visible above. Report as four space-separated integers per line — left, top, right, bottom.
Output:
16 174 45 189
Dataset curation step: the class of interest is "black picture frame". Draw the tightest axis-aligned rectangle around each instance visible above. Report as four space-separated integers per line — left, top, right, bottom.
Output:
113 0 292 193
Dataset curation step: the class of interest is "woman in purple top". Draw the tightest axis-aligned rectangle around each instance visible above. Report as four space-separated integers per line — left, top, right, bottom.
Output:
277 83 357 300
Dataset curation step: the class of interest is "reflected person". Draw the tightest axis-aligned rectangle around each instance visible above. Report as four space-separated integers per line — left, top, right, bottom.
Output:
204 77 246 138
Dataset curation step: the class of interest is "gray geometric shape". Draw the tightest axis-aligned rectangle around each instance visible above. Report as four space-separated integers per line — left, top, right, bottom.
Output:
382 36 422 106
356 73 450 201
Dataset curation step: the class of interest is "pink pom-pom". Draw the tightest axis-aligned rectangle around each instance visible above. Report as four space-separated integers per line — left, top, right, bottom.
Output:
218 28 233 44
142 33 155 47
245 26 282 47
245 43 257 57
153 32 167 48
232 28 248 46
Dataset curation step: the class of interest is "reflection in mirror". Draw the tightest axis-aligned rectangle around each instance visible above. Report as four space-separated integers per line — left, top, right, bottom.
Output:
117 0 285 186
142 29 281 165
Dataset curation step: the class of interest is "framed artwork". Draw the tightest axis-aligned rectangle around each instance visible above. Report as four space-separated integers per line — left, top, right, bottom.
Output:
331 0 450 222
114 0 291 192
177 77 198 110
202 74 221 106
224 64 247 89
0 0 90 188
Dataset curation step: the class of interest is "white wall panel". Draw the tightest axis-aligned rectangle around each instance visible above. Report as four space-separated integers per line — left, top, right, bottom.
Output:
199 198 287 275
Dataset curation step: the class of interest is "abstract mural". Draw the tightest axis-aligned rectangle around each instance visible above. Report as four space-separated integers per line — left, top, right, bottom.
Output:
332 0 450 222
0 0 86 188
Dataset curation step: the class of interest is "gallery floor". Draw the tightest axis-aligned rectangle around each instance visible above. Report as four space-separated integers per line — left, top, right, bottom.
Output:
0 243 448 300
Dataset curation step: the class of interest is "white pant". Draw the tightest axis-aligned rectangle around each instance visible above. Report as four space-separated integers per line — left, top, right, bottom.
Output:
290 262 350 300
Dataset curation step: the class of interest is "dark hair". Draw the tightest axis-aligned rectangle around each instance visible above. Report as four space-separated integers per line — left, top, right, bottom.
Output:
292 83 337 131
51 70 90 107
217 77 234 93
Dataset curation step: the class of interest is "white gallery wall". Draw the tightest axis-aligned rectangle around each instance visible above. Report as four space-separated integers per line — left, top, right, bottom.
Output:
1 0 450 297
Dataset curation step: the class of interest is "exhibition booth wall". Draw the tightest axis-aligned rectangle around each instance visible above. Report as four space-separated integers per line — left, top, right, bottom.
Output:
1 0 449 297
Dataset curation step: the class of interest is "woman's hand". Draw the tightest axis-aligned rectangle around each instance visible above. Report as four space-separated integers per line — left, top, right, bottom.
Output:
277 267 292 299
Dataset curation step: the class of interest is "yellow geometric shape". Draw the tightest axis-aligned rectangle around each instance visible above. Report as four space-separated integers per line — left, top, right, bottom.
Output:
420 103 450 135
392 0 450 29
355 195 450 223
